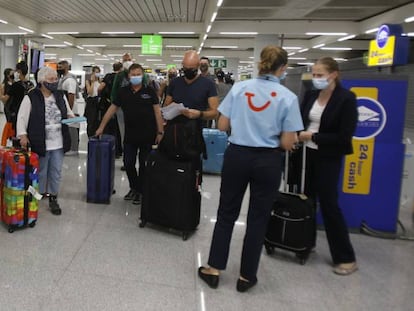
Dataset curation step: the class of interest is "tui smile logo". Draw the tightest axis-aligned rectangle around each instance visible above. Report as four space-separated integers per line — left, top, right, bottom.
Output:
245 91 277 112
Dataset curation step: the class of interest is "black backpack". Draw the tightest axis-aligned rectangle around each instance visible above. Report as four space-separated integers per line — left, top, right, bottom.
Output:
158 115 207 161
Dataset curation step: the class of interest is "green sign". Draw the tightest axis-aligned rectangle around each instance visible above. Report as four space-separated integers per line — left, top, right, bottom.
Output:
142 35 163 55
210 59 227 68
167 64 177 70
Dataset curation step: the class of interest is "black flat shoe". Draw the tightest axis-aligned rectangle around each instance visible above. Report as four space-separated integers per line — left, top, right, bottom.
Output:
236 277 257 292
198 267 219 289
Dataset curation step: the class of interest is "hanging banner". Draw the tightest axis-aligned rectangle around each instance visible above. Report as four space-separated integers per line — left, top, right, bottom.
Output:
317 76 408 233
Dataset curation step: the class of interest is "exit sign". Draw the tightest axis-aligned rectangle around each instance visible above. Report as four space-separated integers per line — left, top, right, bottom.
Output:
210 59 227 68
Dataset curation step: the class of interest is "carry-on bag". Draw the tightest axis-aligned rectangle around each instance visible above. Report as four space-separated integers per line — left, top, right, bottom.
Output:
0 147 40 233
140 149 201 240
264 146 315 264
202 128 228 174
86 134 115 204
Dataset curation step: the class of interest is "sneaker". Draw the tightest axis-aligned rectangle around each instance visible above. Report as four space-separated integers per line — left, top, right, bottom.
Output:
65 150 79 156
124 189 136 201
49 196 62 215
132 193 141 205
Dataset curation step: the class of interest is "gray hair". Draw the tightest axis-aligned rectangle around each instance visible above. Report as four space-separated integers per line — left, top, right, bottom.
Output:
37 66 57 83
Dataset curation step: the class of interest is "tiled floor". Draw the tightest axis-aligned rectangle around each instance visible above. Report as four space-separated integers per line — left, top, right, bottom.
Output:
0 111 413 311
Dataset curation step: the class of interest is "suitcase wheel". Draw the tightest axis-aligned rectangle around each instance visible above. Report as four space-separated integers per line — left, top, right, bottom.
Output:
296 252 309 265
182 232 188 241
29 221 36 228
7 225 15 233
139 220 147 228
265 245 275 255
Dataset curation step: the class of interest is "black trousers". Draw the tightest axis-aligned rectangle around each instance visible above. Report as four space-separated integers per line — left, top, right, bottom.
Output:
304 147 356 264
208 144 282 281
123 142 152 193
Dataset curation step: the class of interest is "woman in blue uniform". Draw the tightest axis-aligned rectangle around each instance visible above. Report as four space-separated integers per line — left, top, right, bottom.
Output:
198 45 303 292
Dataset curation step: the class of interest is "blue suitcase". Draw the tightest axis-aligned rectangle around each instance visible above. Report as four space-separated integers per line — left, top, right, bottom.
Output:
202 129 228 174
87 135 115 204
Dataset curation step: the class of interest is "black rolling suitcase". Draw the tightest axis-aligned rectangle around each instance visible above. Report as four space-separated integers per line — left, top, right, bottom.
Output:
139 149 201 241
264 146 315 264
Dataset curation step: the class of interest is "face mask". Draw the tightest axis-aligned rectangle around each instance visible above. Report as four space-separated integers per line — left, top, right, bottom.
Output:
168 73 177 79
14 72 20 80
200 64 209 72
312 78 329 90
123 61 133 70
43 81 59 92
280 72 287 81
94 73 102 78
183 68 198 80
57 69 65 76
130 75 143 85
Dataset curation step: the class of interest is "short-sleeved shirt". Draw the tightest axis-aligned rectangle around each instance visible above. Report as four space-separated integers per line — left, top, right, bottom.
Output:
114 85 159 144
167 76 217 111
218 74 303 148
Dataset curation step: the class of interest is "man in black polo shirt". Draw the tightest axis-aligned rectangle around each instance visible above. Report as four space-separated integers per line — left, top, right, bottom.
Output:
163 50 218 124
96 63 164 205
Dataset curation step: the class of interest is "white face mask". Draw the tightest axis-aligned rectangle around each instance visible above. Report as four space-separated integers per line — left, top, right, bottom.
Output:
312 78 329 90
123 61 133 70
14 71 20 81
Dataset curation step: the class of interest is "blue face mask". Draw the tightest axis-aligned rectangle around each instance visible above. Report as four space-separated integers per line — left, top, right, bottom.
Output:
130 75 143 85
43 81 59 92
312 78 329 90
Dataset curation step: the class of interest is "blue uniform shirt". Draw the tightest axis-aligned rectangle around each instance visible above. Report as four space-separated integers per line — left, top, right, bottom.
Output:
218 75 303 148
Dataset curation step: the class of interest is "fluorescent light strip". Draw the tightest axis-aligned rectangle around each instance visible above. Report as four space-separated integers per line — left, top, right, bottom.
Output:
203 34 208 41
217 0 223 6
172 59 182 62
47 32 79 34
101 31 134 34
206 24 212 33
288 52 296 56
159 31 195 34
283 46 302 50
404 16 414 23
170 54 183 57
211 12 217 23
76 45 84 50
0 19 8 24
306 32 347 36
0 32 27 35
154 64 166 66
321 47 352 51
338 35 356 41
41 33 54 39
334 58 348 61
219 32 258 35
289 57 307 60
406 32 414 37
297 62 315 66
107 54 123 56
95 58 109 61
43 44 67 47
18 26 34 33
45 53 56 56
82 44 106 47
298 48 309 53
204 55 224 58
210 45 238 48
240 61 254 64
166 45 193 48
312 44 325 49
146 59 162 61
87 49 94 53
77 54 95 56
63 41 73 46
123 44 141 47
365 28 378 34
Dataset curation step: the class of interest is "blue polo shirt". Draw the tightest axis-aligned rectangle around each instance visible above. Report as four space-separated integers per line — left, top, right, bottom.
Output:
167 75 217 111
218 75 303 148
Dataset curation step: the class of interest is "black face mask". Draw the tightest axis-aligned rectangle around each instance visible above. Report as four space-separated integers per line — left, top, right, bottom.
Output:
183 68 198 80
43 81 59 92
57 69 65 76
200 64 209 72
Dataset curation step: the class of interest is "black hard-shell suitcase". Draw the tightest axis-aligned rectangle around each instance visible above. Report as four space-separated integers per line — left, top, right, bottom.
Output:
86 135 115 204
264 146 315 264
139 149 201 240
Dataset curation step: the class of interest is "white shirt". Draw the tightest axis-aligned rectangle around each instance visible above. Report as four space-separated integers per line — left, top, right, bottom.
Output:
17 94 75 151
305 99 326 149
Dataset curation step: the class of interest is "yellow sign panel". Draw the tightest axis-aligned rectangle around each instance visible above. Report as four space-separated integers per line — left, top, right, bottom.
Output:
367 35 395 67
342 87 378 194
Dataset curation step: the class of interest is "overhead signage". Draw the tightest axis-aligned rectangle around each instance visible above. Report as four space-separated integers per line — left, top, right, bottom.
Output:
141 35 163 55
367 24 409 67
210 59 227 68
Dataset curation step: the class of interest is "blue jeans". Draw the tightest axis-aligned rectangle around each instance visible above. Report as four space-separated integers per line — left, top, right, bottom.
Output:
38 148 64 195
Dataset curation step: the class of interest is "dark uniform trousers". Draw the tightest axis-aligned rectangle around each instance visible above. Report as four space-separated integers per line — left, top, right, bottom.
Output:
304 147 356 264
208 144 282 281
123 142 152 194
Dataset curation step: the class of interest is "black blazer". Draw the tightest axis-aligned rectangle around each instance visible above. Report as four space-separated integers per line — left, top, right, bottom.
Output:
301 85 357 156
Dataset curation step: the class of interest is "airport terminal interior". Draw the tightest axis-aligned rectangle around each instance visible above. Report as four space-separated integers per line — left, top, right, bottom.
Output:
0 1 414 310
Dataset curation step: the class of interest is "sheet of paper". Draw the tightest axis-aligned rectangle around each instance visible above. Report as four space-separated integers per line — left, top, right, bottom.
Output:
161 103 186 120
61 116 87 124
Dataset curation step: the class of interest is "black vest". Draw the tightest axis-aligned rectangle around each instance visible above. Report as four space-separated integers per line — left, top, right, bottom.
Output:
27 88 71 156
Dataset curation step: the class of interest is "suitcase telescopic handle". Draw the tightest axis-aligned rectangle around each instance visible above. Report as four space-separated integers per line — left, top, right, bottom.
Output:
283 144 306 194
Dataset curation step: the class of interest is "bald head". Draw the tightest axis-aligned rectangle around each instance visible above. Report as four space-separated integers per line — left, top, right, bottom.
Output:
182 50 200 69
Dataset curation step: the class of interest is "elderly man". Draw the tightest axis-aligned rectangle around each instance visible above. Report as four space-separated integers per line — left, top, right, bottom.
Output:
17 66 74 215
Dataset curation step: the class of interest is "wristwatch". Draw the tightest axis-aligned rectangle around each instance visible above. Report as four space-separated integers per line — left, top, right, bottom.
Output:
311 133 317 142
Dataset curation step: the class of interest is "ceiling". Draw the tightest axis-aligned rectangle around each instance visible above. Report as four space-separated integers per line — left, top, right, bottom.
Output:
0 0 413 73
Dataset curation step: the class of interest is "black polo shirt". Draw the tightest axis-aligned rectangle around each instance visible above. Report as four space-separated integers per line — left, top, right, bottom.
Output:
114 84 159 145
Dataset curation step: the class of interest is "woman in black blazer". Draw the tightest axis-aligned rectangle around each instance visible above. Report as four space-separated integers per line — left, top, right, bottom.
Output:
298 57 358 275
